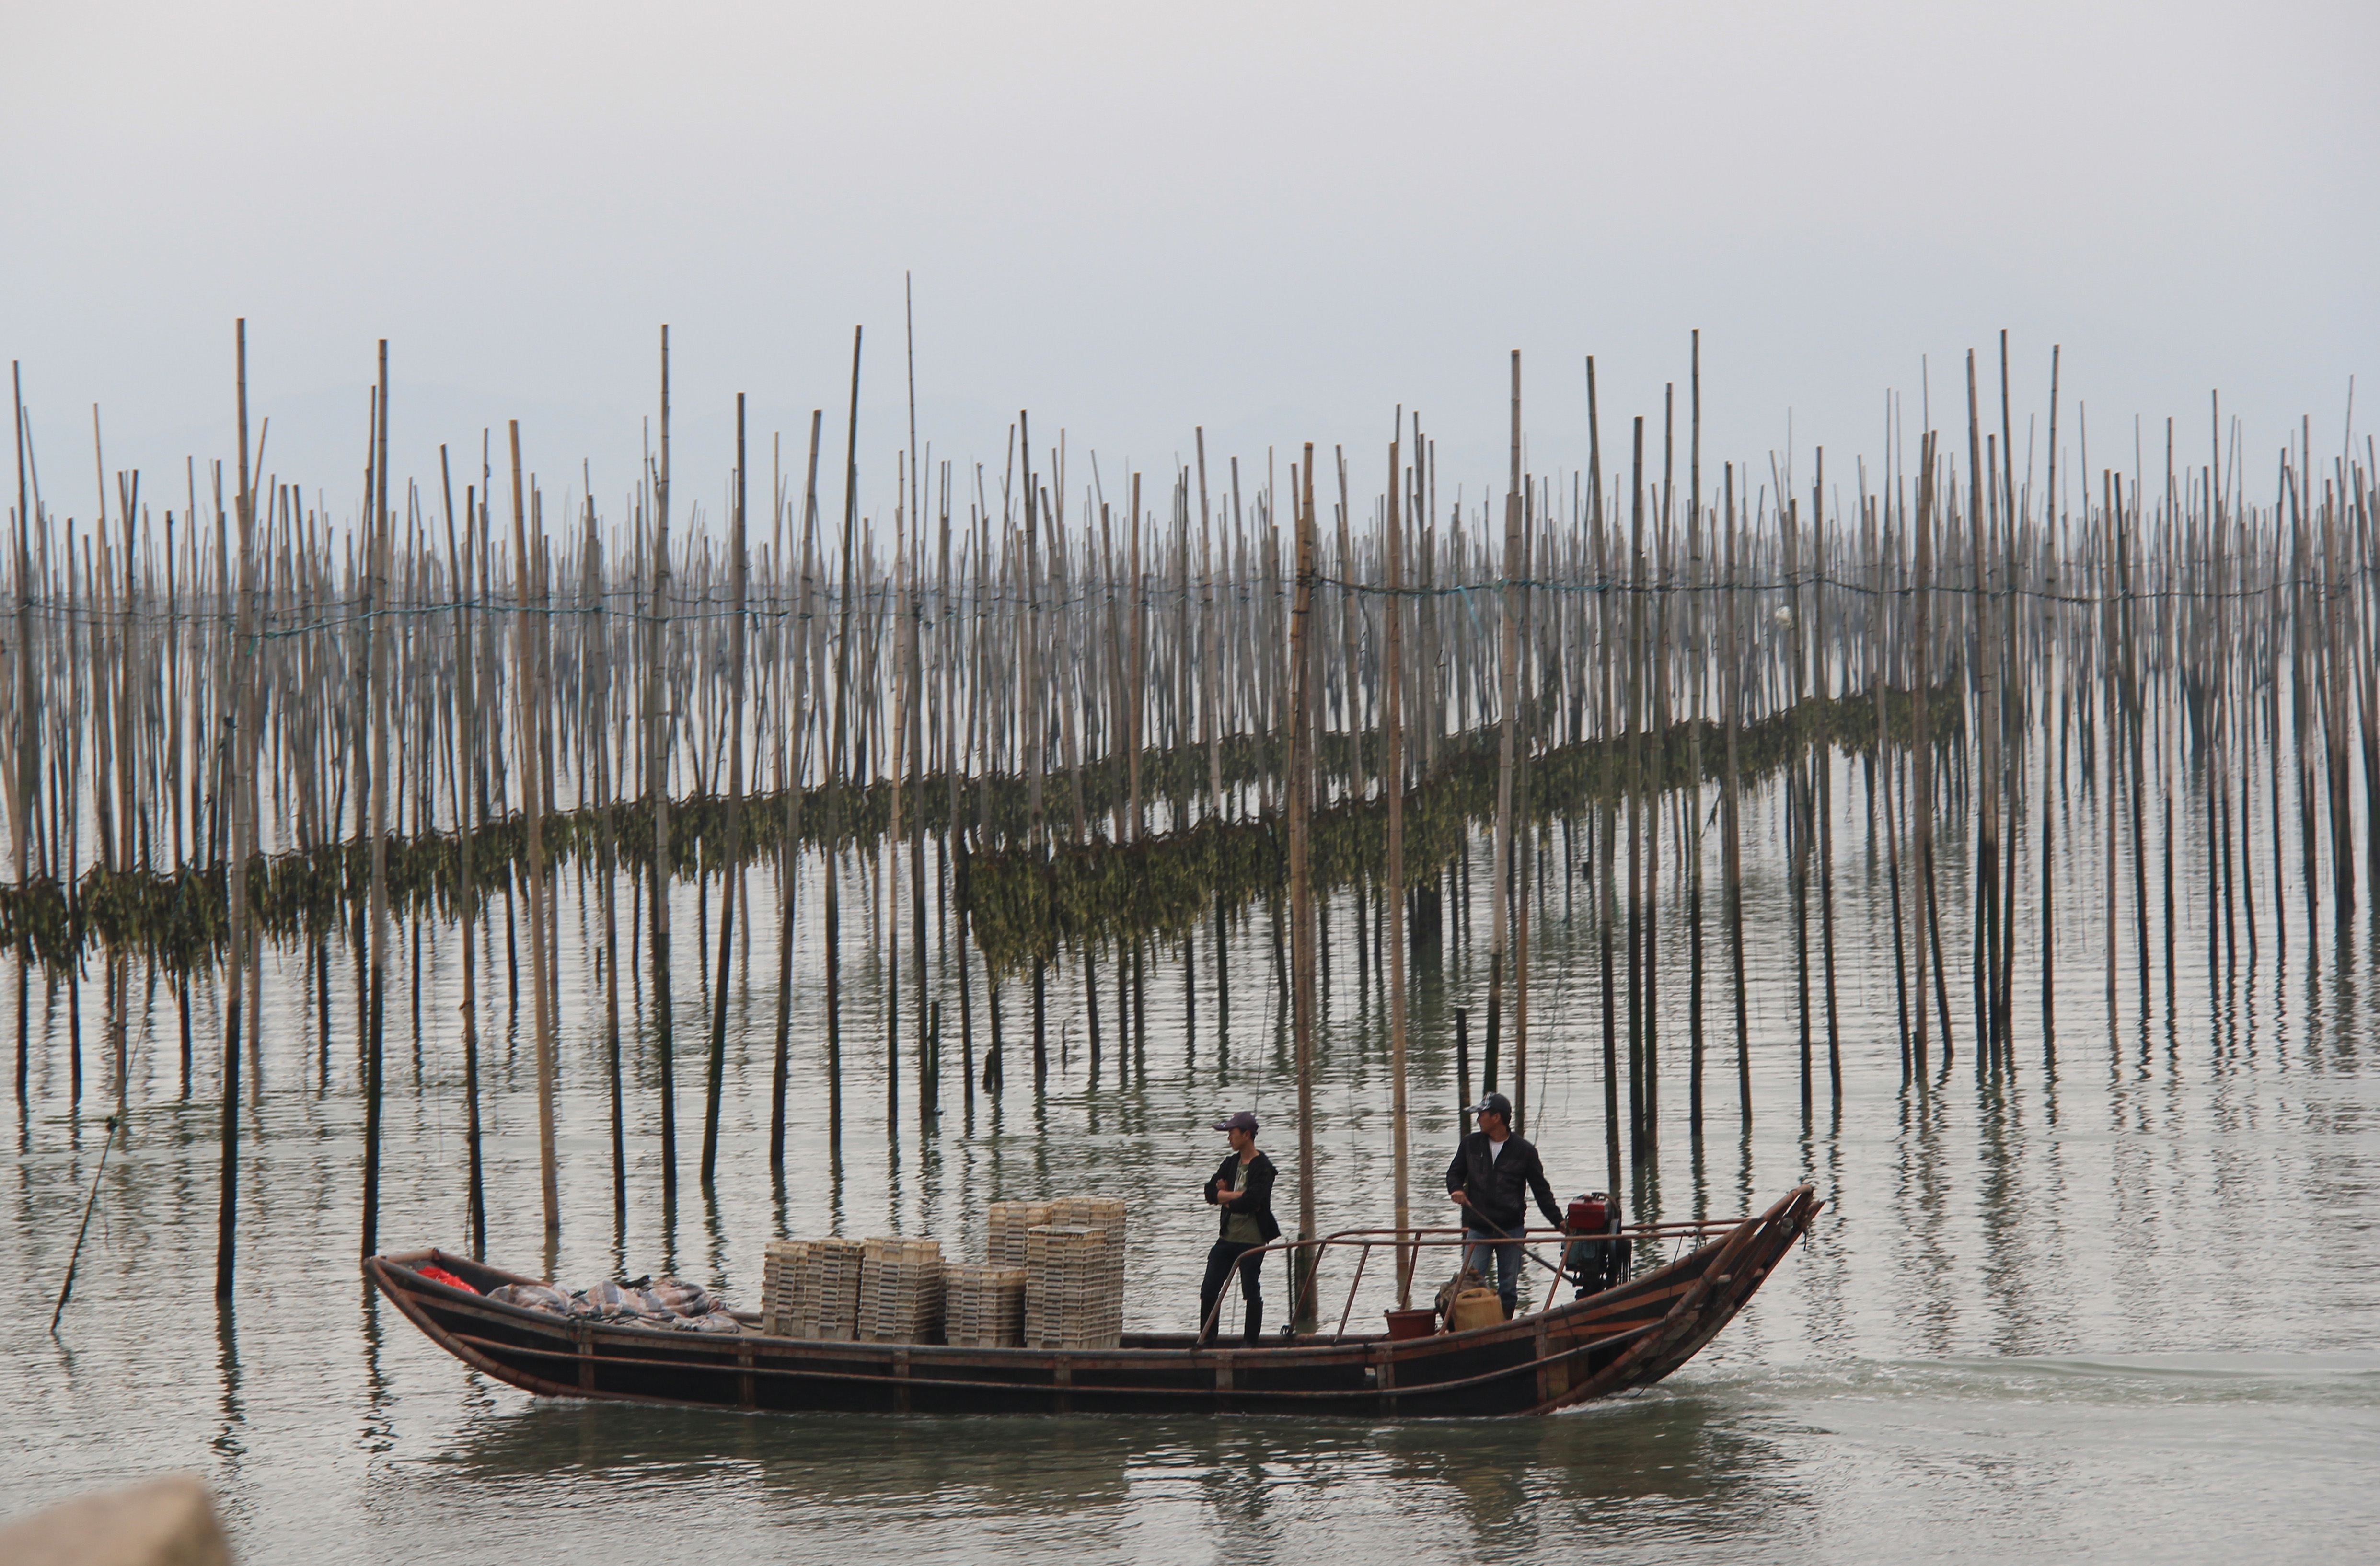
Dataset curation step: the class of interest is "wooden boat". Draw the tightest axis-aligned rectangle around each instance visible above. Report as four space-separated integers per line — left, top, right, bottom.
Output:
364 1184 1818 1419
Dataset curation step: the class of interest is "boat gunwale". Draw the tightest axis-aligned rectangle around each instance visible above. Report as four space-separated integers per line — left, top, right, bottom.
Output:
370 1242 1695 1363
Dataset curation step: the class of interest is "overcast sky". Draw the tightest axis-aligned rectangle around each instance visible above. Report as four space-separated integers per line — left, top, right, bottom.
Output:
5 1 2373 534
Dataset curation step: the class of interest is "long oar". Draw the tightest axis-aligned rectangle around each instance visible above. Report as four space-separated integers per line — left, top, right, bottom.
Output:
50 1112 120 1334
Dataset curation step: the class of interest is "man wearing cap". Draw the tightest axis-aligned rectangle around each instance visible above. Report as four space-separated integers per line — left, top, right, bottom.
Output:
1444 1092 1563 1319
1198 1111 1279 1346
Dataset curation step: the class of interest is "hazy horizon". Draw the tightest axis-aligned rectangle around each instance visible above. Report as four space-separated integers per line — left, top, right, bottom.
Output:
6 1 2373 532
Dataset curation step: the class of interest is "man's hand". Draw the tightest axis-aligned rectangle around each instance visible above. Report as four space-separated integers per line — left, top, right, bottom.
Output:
1450 1190 1470 1207
1215 1184 1242 1204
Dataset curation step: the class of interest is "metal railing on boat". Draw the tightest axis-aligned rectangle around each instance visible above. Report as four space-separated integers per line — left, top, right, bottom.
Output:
1197 1216 1751 1344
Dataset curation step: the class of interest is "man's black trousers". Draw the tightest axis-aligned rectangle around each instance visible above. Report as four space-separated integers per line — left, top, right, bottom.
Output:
1199 1240 1265 1344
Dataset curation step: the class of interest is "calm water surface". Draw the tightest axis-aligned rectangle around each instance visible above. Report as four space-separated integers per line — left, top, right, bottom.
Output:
7 764 2378 1563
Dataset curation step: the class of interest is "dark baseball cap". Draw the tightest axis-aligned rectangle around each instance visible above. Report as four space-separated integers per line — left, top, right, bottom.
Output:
1212 1111 1259 1134
1467 1093 1513 1121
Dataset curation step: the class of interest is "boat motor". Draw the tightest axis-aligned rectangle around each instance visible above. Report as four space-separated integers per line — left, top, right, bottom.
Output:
1562 1193 1626 1298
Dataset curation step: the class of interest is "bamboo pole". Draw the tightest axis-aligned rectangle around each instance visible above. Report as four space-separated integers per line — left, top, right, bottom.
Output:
1485 352 1519 1108
362 340 391 1257
647 327 677 1205
908 460 931 1122
11 360 30 1108
1876 483 1910 1076
1513 474 1534 1138
1588 362 1626 1190
1288 444 1319 1334
2042 348 2059 1047
1966 355 2000 1065
773 411 821 1172
1686 332 1705 1139
824 327 861 1146
584 489 624 1221
1626 414 1647 1160
1912 431 1936 1075
701 394 748 1186
509 420 560 1235
440 452 488 1255
1385 419 1411 1310
1814 453 1841 1104
213 319 256 1298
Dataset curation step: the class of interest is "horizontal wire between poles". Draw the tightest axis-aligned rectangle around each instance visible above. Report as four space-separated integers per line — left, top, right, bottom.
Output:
2 564 2361 643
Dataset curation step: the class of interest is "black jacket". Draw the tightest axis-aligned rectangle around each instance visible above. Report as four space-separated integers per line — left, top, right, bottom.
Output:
1203 1151 1282 1243
1444 1131 1563 1233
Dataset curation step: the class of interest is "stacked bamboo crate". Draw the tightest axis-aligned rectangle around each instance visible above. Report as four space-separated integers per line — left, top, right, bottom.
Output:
943 1264 1028 1347
1022 1197 1128 1350
859 1237 946 1344
767 1236 864 1340
1047 1196 1127 1255
1048 1195 1127 1343
1023 1228 1122 1349
986 1201 1053 1268
761 1239 808 1336
770 1195 1122 1351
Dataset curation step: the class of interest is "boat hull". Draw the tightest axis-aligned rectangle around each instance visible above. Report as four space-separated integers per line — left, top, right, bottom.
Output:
364 1185 1818 1419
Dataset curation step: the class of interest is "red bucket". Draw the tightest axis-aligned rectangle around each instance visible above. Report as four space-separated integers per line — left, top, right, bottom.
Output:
1382 1307 1436 1341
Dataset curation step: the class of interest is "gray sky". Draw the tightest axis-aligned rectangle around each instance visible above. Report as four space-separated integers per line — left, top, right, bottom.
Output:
6 0 2374 531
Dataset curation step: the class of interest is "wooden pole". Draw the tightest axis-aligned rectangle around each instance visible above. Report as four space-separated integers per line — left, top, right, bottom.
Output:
1786 478 1810 1116
1514 477 1534 1138
1627 415 1647 1160
902 277 934 1124
909 463 931 1122
584 490 624 1222
1687 331 1706 1139
701 394 748 1186
1912 431 1936 1075
825 326 862 1150
1386 419 1411 1309
1485 353 1519 1106
1588 361 1626 1192
12 359 32 1107
648 326 677 1206
1814 454 1841 1104
772 411 821 1173
2042 348 2059 1047
440 452 488 1255
1965 356 1999 1065
510 420 560 1235
214 319 256 1298
362 339 391 1257
1288 444 1319 1334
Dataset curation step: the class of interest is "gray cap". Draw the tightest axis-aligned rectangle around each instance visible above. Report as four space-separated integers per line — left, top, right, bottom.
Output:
1467 1092 1513 1121
1212 1110 1259 1134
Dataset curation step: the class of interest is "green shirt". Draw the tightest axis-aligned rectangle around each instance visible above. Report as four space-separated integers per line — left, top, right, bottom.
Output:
1224 1158 1263 1244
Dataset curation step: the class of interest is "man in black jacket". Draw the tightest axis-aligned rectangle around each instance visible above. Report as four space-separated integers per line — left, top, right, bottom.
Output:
1444 1092 1563 1318
1199 1111 1279 1345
